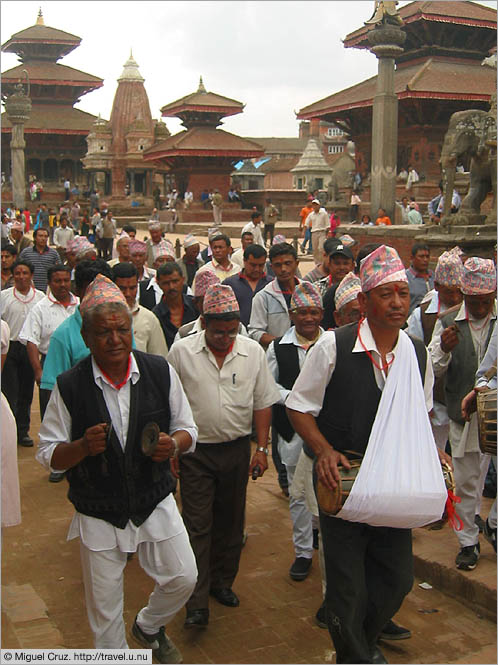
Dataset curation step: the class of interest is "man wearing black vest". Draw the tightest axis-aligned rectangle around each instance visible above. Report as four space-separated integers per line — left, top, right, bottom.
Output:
36 275 198 662
267 282 324 583
287 245 448 664
429 257 496 571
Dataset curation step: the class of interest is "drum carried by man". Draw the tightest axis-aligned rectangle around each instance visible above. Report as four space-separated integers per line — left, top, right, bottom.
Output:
286 245 451 664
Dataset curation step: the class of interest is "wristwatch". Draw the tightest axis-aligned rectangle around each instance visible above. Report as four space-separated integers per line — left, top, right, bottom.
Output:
256 446 269 455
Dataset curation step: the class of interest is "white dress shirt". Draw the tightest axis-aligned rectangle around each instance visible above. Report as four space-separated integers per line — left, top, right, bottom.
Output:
36 353 197 552
0 287 45 341
241 221 265 247
19 293 79 354
428 300 496 457
286 319 434 417
168 331 280 443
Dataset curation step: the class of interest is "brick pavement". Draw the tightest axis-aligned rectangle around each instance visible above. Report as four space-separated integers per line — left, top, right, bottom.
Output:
2 235 496 662
2 424 497 663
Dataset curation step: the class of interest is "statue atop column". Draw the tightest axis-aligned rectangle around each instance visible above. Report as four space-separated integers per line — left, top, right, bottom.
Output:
365 1 403 27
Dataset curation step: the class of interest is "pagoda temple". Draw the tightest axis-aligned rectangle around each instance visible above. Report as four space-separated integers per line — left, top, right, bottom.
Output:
297 1 497 181
143 77 263 197
1 9 103 189
83 52 171 198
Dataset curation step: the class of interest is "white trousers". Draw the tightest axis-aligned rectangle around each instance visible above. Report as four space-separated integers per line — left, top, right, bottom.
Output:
290 450 327 596
452 452 491 547
432 422 449 451
212 205 222 225
311 230 327 265
489 457 497 530
80 529 197 649
285 464 313 559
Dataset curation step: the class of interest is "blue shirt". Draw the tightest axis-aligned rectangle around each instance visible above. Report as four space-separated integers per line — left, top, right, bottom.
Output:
41 307 88 391
222 272 273 327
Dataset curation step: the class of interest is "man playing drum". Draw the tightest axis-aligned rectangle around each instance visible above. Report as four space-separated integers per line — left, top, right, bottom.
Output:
286 245 449 664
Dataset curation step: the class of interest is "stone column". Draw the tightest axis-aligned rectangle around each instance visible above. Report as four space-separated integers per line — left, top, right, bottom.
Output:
4 85 32 211
368 25 405 223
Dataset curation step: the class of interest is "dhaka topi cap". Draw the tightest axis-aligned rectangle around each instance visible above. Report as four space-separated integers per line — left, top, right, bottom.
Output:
335 272 362 311
290 281 323 311
272 234 287 245
360 244 408 292
184 234 199 248
80 274 128 315
10 221 23 231
461 257 497 295
434 251 464 288
75 241 96 260
449 245 464 258
128 239 147 256
67 235 91 254
208 227 221 241
148 221 162 230
338 234 356 248
152 240 175 262
116 232 130 245
203 284 240 315
194 270 220 297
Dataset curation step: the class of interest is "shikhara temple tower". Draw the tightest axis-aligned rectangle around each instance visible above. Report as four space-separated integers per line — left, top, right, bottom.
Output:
83 51 170 198
144 77 263 197
1 9 102 189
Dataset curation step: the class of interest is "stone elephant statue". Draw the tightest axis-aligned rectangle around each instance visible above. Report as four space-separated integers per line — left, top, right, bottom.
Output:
439 109 496 226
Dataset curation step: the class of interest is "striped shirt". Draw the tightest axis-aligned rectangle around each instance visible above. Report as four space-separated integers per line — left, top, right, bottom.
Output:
19 245 60 293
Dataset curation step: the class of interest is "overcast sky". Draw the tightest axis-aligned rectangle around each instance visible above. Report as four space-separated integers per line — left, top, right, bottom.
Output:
1 1 496 138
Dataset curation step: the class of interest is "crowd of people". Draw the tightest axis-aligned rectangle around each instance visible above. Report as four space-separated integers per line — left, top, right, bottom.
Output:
0 208 496 664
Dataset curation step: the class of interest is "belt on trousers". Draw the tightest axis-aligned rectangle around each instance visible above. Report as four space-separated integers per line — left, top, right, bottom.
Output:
197 436 250 448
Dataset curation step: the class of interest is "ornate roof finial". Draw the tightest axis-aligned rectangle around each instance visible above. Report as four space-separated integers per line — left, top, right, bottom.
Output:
118 51 145 83
198 76 206 93
36 7 44 25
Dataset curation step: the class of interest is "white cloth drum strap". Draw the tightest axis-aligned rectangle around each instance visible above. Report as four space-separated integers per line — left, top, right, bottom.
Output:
337 329 447 529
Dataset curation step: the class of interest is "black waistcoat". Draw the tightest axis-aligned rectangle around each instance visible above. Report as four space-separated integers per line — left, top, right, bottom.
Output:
303 323 427 459
272 338 301 442
57 350 175 528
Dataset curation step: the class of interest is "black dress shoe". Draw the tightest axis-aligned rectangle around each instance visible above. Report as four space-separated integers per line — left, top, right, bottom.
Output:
289 556 312 581
371 645 388 664
18 436 34 448
210 587 239 607
184 608 209 628
379 619 411 641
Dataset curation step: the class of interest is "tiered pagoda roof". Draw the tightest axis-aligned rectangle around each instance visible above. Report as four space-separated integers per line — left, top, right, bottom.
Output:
144 78 263 163
298 56 494 120
1 10 102 134
297 0 496 126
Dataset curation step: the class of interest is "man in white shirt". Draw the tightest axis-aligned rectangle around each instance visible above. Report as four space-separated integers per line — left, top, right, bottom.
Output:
1 259 45 446
168 284 279 629
36 275 198 660
20 264 78 419
306 199 329 265
53 217 74 261
267 282 324 584
231 231 254 268
286 245 447 664
428 257 496 571
193 234 239 289
112 262 168 358
241 211 265 247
